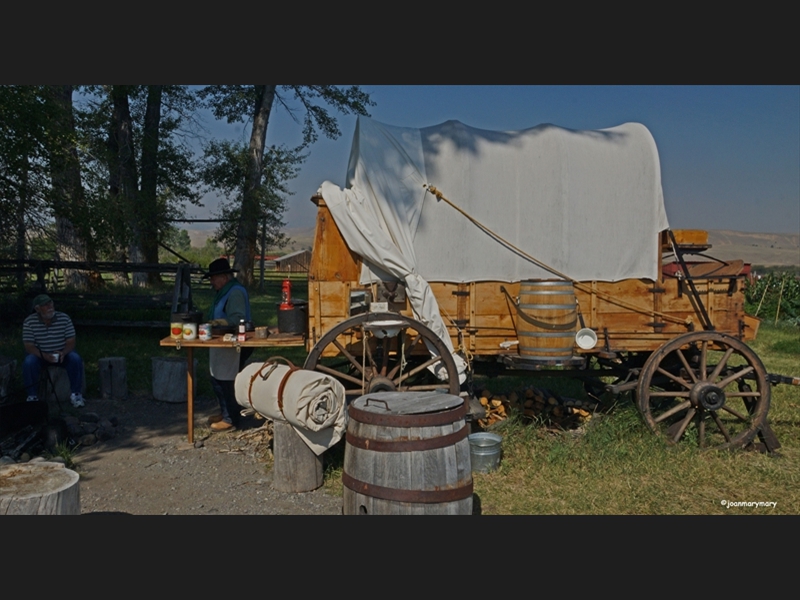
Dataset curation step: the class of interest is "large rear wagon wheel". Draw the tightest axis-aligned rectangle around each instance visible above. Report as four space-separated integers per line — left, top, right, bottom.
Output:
304 312 460 399
636 332 770 450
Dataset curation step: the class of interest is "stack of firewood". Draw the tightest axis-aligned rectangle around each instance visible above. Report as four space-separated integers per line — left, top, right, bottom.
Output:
476 385 597 430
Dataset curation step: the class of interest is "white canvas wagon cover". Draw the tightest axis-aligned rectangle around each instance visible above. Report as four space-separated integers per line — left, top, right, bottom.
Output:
320 116 669 285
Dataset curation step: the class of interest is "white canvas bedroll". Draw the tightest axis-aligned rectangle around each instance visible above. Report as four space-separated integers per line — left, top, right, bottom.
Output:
235 361 347 455
319 116 669 379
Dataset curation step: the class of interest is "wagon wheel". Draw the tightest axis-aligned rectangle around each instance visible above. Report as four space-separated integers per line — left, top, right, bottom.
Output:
636 332 770 450
304 312 460 398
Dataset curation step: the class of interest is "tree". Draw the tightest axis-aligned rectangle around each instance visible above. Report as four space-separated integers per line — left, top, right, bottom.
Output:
198 85 374 286
76 85 203 285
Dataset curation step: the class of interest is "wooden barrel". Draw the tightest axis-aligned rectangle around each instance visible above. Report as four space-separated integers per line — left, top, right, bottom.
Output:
343 391 473 515
516 280 577 360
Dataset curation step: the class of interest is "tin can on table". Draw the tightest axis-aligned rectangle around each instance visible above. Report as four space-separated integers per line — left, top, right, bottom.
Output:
183 322 198 340
170 322 183 340
199 323 212 341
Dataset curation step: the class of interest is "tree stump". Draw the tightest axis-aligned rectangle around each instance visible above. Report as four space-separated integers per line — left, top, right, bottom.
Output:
0 357 17 402
39 362 86 404
0 461 81 515
272 420 323 493
99 357 127 400
151 357 196 403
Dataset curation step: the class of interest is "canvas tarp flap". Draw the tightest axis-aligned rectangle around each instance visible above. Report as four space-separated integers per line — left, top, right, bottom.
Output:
235 362 347 455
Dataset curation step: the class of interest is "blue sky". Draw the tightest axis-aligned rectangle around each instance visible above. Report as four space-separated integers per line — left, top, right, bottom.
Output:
193 85 800 235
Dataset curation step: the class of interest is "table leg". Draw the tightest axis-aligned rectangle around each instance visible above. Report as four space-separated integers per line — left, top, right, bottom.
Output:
187 346 194 443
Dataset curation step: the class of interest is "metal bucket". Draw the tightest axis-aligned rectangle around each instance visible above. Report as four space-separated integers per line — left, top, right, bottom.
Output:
516 280 577 360
468 432 503 473
276 300 308 335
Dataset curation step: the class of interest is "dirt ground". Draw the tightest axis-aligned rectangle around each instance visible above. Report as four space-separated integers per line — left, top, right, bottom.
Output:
69 392 343 515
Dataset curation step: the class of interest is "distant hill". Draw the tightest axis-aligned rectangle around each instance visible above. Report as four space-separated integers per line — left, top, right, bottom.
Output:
186 226 798 267
705 230 799 267
280 227 316 252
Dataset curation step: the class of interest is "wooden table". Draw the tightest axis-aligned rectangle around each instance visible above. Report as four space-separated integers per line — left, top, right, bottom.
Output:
159 333 305 442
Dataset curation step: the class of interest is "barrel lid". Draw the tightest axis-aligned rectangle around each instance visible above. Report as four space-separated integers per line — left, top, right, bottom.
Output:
352 391 463 415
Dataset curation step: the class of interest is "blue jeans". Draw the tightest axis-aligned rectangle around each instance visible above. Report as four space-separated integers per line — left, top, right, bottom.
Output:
23 352 83 397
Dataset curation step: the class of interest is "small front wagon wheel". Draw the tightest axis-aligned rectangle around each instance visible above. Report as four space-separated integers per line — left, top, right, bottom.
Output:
636 332 770 450
304 312 460 398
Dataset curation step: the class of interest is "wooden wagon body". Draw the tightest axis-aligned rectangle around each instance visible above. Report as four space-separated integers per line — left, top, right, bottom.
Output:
307 196 757 356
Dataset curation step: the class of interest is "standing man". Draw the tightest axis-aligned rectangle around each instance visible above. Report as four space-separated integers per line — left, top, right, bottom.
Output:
204 258 251 431
23 294 85 407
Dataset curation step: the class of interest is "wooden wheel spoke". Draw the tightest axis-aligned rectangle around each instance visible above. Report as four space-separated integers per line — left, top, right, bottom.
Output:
720 404 750 422
380 338 391 376
710 411 732 443
363 335 378 372
402 331 424 361
670 408 696 443
726 391 761 398
314 363 368 387
707 347 735 382
396 355 443 385
653 400 692 423
649 391 690 398
699 341 708 380
676 348 699 384
332 338 366 376
656 366 693 390
716 366 754 389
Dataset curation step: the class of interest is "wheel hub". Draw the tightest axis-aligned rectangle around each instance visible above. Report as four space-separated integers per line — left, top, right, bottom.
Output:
367 376 396 393
691 382 726 411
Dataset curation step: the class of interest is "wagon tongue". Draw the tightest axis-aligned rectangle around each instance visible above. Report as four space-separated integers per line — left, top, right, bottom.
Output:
766 373 800 386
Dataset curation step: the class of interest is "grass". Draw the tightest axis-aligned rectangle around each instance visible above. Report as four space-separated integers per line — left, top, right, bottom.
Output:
469 323 800 515
45 441 79 470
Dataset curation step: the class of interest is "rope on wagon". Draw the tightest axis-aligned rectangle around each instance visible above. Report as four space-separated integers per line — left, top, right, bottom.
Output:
424 184 691 328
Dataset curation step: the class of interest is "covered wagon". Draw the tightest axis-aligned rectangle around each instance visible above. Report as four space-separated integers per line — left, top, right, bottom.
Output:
302 116 781 450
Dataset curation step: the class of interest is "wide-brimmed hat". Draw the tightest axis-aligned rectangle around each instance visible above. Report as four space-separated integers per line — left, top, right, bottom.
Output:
203 258 238 278
32 294 53 308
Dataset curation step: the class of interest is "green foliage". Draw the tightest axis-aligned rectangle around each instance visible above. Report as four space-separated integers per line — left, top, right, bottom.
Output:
198 85 374 150
745 272 800 326
0 86 59 258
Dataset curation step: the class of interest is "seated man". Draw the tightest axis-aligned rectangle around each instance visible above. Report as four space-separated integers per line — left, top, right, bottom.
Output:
22 294 85 407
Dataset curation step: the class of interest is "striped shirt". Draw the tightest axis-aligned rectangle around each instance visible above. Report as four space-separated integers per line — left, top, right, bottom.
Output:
22 311 76 353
